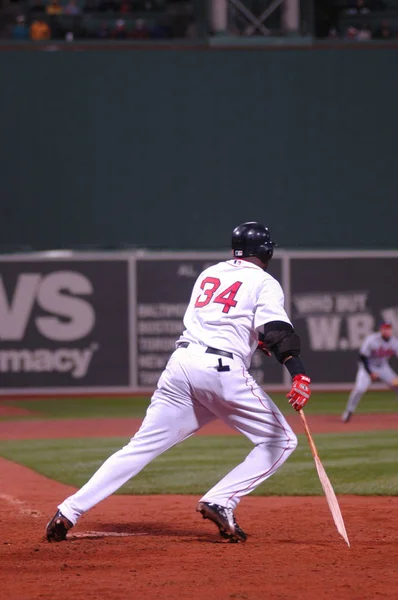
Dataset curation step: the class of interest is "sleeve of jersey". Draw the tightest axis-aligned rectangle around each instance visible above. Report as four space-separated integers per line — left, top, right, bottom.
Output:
254 278 292 332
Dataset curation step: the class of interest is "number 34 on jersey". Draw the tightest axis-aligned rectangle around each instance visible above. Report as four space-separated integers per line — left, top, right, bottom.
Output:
194 277 243 314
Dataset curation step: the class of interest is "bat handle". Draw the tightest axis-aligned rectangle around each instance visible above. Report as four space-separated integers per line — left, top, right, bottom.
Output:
298 409 319 458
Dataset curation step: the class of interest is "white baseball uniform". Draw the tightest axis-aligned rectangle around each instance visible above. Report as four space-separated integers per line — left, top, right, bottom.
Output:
58 259 298 525
344 331 398 414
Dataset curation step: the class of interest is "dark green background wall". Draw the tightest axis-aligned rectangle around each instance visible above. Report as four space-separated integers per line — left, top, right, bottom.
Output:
1 47 397 251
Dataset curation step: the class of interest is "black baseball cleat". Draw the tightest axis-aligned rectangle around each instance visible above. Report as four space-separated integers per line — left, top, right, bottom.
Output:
341 411 353 423
197 501 247 543
46 510 73 542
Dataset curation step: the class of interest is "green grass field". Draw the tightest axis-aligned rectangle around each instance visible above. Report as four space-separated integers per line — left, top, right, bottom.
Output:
0 431 397 496
0 392 397 496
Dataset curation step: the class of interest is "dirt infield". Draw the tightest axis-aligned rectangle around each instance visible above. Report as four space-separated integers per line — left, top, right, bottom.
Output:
1 412 398 599
1 457 397 600
1 412 397 440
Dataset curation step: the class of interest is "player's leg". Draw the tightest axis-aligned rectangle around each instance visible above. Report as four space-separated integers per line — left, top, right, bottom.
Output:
48 355 215 539
342 366 371 422
197 365 297 511
190 362 296 540
376 364 398 397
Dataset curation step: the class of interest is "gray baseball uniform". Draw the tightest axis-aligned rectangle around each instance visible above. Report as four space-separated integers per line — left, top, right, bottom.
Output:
343 332 398 417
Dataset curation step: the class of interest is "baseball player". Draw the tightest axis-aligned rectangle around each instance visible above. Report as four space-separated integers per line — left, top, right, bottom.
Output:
46 221 311 543
342 322 398 422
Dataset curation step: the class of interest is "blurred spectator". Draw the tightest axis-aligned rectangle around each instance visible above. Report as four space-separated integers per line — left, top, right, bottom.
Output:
97 21 110 38
12 15 29 40
130 18 149 39
327 27 339 39
357 23 372 39
315 0 387 38
111 19 127 39
119 1 131 14
373 20 393 39
30 19 51 39
46 0 62 15
64 0 81 16
0 0 203 41
345 0 371 15
345 25 358 39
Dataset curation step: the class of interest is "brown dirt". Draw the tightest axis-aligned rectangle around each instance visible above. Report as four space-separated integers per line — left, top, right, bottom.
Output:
0 457 397 600
0 412 397 441
1 411 398 600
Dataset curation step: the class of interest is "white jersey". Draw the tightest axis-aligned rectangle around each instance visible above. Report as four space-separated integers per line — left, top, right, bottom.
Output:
178 259 291 368
360 332 398 368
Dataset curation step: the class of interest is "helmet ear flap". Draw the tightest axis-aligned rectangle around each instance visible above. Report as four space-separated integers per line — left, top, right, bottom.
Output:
255 243 274 263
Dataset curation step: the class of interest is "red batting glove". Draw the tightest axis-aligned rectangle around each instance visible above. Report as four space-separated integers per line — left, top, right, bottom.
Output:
257 340 271 357
287 374 311 411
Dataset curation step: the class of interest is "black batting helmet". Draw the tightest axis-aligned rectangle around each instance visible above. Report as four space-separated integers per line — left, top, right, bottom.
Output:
231 221 275 263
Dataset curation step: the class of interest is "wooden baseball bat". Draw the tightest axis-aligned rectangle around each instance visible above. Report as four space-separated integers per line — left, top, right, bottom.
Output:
299 409 350 547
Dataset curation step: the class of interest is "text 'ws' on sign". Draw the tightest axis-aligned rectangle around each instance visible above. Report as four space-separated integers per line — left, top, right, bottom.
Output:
0 260 130 389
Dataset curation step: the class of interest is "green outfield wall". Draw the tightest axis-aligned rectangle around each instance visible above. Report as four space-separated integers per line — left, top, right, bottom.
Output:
1 46 397 250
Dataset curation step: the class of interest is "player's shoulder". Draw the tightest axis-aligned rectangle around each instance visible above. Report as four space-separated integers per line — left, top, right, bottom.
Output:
367 332 379 340
366 332 380 343
253 268 282 292
260 270 280 284
250 269 284 303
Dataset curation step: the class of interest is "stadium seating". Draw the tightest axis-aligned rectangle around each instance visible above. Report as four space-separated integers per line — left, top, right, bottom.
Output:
332 0 398 37
26 0 194 39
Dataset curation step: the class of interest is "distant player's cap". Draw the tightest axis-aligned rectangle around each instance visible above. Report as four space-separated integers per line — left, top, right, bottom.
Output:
379 321 392 329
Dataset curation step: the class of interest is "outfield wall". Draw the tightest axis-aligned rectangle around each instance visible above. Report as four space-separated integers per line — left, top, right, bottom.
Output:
0 250 397 394
1 47 398 252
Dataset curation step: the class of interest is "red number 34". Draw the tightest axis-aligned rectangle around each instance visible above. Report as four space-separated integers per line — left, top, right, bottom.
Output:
194 277 242 314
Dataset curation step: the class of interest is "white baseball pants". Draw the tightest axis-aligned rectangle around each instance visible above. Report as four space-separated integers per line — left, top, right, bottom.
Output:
345 363 398 414
59 344 297 525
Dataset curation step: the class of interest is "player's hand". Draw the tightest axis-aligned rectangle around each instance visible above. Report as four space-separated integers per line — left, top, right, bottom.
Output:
370 372 379 382
287 374 311 411
257 340 271 357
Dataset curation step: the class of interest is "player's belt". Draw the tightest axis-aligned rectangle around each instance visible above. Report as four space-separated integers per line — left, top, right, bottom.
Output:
177 342 233 360
206 346 234 360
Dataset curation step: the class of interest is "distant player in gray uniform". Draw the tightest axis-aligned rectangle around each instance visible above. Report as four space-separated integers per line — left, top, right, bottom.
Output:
342 322 398 422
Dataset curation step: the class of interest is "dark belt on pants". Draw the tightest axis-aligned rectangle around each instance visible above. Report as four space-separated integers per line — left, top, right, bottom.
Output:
177 342 233 360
